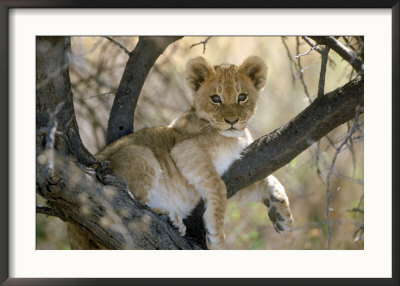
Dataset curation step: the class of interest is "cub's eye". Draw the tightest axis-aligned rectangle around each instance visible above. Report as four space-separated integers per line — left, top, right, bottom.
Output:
210 95 222 104
238 93 248 102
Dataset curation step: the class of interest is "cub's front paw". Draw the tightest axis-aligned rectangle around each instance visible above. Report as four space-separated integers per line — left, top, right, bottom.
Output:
153 208 187 236
206 231 226 250
170 214 187 236
264 194 293 233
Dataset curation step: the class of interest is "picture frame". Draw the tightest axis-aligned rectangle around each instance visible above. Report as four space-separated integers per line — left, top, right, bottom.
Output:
1 1 398 285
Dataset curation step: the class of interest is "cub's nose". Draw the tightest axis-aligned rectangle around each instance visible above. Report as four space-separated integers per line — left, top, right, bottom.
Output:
224 118 239 125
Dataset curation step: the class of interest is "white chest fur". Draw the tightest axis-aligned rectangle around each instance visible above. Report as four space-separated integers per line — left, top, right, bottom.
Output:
212 129 253 176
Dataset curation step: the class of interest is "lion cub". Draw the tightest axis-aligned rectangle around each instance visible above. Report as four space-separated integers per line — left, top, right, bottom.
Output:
96 56 293 249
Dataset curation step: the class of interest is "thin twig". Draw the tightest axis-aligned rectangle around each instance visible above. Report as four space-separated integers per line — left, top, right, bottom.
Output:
351 194 364 242
356 194 364 210
346 121 358 177
325 105 361 249
302 37 337 70
332 170 364 186
190 36 212 54
103 36 130 55
346 208 364 214
353 225 364 242
280 37 313 101
84 92 114 100
301 36 323 53
296 37 312 104
295 45 317 58
325 135 339 150
314 141 325 183
292 218 363 232
281 37 296 86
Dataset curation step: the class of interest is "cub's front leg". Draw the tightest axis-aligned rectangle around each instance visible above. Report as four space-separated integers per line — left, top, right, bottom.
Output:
171 141 227 249
231 175 293 233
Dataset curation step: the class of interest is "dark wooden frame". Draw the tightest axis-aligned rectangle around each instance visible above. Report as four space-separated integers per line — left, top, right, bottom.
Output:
1 1 398 285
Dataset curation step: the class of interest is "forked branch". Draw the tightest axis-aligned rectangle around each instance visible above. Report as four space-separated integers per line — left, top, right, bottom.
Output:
106 36 182 144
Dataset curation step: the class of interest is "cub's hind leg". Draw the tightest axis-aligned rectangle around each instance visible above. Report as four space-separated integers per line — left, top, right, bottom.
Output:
103 144 160 204
105 145 187 237
230 175 293 233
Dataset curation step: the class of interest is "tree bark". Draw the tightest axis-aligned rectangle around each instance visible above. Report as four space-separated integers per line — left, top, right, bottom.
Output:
36 36 364 250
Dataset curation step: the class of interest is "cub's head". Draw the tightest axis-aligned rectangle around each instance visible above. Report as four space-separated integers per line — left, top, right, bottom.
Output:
186 56 267 137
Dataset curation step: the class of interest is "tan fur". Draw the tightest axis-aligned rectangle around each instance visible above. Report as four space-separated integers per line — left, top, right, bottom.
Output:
88 56 293 249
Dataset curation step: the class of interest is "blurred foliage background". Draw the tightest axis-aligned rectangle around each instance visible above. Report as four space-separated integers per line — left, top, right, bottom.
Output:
36 36 364 250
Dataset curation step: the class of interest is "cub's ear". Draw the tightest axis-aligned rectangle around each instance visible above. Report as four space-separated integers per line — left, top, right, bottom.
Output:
238 56 267 90
186 57 214 91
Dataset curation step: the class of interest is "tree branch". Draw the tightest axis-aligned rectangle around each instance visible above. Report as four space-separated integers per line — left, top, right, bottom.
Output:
36 206 57 217
222 75 364 197
106 36 182 144
310 36 364 74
